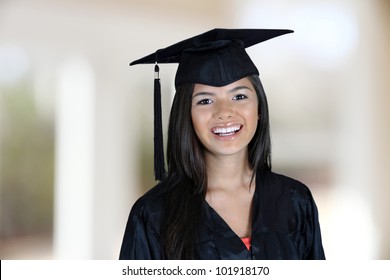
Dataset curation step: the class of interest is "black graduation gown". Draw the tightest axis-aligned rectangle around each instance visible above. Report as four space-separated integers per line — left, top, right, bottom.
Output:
119 171 325 260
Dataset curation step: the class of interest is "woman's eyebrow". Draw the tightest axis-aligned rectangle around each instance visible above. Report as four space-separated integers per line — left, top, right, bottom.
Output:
192 91 215 99
228 86 253 93
192 86 253 99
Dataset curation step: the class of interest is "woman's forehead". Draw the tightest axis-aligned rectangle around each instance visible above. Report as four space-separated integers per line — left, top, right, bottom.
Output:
193 77 254 94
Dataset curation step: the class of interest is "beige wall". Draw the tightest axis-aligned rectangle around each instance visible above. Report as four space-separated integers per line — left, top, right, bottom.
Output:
373 0 390 259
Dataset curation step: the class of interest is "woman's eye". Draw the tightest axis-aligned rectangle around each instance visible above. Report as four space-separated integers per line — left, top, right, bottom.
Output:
197 99 213 105
233 94 247 100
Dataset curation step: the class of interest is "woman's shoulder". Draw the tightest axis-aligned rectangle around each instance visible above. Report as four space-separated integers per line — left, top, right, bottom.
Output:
130 183 165 221
260 170 314 200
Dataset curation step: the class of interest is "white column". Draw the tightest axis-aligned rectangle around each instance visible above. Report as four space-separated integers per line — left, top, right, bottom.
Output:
54 56 95 259
90 63 137 259
53 55 138 259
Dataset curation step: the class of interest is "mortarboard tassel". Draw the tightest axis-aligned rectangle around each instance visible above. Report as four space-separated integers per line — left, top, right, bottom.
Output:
153 64 166 181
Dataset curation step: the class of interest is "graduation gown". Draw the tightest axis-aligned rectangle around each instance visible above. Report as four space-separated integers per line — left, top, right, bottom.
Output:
119 171 325 259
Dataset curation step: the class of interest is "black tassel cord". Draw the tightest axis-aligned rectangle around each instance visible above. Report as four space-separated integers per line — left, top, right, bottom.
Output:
154 64 166 181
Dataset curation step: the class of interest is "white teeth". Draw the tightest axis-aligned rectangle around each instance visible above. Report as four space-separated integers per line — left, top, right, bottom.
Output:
212 125 241 135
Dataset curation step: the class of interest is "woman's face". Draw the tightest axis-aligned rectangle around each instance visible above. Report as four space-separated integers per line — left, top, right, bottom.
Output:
191 77 259 158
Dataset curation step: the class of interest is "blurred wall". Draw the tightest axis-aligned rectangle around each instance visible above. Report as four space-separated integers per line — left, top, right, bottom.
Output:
0 0 389 259
372 0 390 259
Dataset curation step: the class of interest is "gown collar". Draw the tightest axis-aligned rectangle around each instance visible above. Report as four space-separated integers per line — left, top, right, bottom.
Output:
198 172 263 259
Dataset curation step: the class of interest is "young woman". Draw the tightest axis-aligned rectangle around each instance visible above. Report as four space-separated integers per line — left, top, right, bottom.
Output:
119 28 325 260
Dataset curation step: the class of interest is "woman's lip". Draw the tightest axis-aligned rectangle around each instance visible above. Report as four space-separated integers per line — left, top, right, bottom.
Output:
211 124 243 136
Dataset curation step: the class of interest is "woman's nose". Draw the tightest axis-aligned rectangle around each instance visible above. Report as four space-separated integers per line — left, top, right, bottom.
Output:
214 100 233 120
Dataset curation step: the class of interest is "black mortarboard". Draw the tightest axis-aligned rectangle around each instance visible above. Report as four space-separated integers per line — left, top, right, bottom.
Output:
130 28 293 181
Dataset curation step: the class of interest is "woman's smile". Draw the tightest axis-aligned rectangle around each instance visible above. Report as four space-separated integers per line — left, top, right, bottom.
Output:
211 124 242 137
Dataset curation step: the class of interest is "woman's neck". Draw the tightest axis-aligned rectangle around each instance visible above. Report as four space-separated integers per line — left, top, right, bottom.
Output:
205 150 254 192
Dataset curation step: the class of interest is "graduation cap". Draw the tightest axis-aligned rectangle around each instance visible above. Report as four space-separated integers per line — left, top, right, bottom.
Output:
130 28 293 181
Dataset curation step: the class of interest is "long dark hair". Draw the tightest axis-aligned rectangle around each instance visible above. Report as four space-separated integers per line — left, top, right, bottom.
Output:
161 75 271 259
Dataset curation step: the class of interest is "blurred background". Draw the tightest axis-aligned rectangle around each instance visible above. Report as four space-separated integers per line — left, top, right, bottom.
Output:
0 0 389 259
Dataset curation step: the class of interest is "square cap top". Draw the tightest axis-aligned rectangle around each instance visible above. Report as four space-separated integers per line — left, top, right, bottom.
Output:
130 28 293 87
